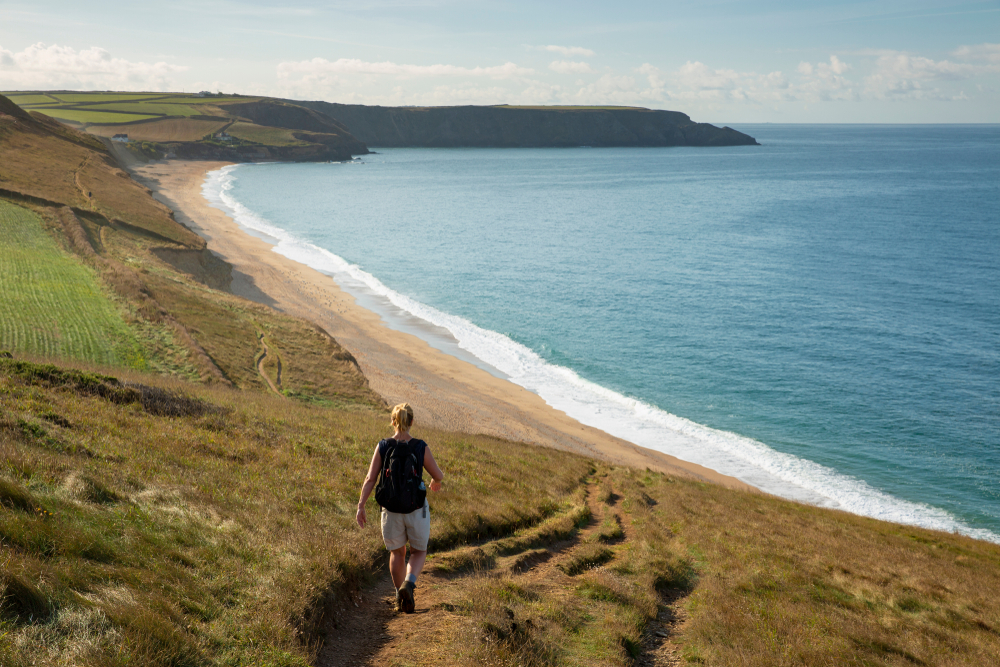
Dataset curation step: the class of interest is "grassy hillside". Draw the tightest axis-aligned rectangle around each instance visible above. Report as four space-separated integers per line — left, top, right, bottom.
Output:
0 202 143 367
0 357 591 667
0 94 203 247
2 357 998 666
1 91 368 162
2 91 257 127
87 118 231 143
0 91 381 403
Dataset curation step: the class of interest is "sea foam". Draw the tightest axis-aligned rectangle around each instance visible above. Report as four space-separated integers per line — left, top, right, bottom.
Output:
203 164 1000 544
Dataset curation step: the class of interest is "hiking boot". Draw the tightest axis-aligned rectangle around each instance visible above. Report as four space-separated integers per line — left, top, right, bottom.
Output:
399 581 415 614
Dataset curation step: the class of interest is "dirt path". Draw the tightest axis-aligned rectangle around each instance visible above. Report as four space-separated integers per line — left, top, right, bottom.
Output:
314 575 397 667
317 478 689 667
73 156 93 208
255 331 281 394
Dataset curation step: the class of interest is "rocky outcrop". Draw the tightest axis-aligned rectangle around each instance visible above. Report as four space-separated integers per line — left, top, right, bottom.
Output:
293 103 759 148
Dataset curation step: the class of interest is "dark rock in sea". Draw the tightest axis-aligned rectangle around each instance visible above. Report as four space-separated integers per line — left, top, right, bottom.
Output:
292 102 759 148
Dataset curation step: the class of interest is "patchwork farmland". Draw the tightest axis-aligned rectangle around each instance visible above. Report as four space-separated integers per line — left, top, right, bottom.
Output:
1 90 367 161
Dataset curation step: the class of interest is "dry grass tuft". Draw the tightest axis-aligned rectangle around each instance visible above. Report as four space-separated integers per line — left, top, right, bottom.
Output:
1 571 53 624
559 543 615 575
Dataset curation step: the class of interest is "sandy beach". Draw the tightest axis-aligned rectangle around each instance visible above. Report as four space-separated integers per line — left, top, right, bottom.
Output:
131 159 750 490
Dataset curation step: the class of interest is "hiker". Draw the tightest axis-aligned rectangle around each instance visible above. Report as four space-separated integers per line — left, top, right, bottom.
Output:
356 403 444 613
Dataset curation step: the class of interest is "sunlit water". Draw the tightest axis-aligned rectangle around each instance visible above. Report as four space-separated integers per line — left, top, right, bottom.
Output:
204 124 1000 542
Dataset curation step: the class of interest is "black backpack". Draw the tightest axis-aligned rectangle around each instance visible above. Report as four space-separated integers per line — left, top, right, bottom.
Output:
374 439 427 514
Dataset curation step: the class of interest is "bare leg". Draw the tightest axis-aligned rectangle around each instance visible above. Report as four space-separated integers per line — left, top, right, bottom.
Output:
405 549 428 581
389 546 407 589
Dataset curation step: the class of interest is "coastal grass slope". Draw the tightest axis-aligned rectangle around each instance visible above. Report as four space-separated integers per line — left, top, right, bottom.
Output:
0 201 144 367
1 91 381 404
0 357 592 667
0 94 203 248
3 356 999 666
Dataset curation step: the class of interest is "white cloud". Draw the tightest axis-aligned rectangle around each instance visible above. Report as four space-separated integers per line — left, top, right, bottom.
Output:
952 43 1000 64
644 61 793 105
543 45 595 57
549 60 593 74
795 55 855 101
864 52 975 99
0 42 186 91
277 57 532 80
571 74 646 105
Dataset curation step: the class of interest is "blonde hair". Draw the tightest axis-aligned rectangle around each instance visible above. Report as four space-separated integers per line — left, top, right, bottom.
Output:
390 403 414 432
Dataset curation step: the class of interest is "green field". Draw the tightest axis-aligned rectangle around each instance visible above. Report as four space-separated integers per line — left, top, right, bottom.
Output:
227 121 306 146
2 93 59 105
49 93 169 103
33 108 159 124
0 201 143 366
84 102 203 116
157 95 256 104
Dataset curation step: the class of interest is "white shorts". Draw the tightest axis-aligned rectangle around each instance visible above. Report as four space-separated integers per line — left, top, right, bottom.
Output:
381 501 430 551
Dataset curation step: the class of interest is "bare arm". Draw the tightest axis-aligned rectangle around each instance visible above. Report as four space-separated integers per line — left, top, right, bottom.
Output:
424 446 444 492
356 445 382 528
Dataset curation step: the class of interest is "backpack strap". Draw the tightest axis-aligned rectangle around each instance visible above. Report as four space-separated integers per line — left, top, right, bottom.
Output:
409 439 427 473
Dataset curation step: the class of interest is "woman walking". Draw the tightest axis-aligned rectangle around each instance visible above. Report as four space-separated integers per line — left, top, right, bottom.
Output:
356 403 444 613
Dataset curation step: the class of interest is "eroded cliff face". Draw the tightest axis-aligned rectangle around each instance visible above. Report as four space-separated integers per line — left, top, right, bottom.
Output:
294 103 759 148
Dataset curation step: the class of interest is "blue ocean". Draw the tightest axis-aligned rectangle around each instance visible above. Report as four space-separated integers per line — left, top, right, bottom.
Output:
204 125 1000 542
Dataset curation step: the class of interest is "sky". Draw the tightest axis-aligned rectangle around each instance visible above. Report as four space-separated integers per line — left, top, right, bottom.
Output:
1 1 999 123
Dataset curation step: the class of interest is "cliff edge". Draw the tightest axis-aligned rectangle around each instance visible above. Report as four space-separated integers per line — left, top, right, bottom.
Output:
294 102 759 148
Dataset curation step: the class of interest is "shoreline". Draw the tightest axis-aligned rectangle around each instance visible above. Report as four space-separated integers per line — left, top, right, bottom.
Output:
131 159 752 491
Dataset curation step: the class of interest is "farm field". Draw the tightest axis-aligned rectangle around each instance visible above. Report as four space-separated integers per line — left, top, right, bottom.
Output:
34 108 159 124
82 102 205 116
2 92 359 154
154 95 258 104
48 93 170 103
0 200 143 367
227 121 305 146
2 93 60 105
86 117 230 142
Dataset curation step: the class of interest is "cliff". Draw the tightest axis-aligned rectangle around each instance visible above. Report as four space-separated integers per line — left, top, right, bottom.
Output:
293 102 759 148
216 100 369 160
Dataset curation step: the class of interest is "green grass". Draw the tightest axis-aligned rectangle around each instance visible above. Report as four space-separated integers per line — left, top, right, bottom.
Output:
49 93 171 103
162 95 257 104
34 109 160 125
83 102 203 116
2 94 60 105
227 122 306 146
0 201 144 367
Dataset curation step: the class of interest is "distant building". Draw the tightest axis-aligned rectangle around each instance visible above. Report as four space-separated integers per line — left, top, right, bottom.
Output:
111 133 129 142
194 91 212 98
215 132 233 142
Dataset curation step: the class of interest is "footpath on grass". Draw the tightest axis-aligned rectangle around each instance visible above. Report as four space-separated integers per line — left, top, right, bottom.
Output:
319 476 690 667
